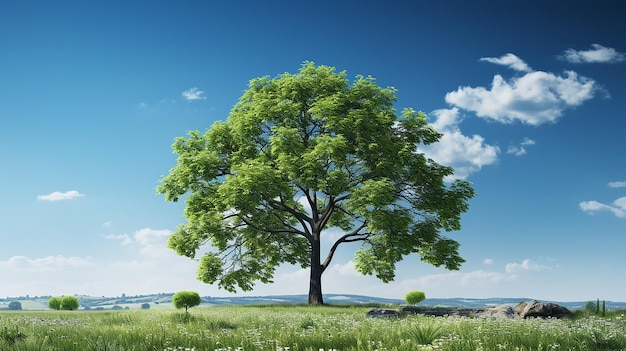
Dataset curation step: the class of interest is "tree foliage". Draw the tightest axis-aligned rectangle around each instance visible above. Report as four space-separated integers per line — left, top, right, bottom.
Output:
405 290 426 305
158 62 475 304
7 301 22 310
48 297 62 310
172 291 201 314
60 296 79 311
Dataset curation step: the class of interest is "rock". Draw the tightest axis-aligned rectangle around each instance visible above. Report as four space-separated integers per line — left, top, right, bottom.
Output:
475 305 517 319
366 308 399 318
400 306 475 317
518 300 572 319
514 301 528 316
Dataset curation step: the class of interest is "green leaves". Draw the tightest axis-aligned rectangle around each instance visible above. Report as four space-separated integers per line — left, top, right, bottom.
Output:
158 62 475 300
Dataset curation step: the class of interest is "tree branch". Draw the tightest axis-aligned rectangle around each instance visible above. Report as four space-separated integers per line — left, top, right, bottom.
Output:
320 222 370 273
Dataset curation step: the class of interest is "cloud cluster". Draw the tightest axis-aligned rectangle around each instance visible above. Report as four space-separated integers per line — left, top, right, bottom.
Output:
37 190 84 202
580 181 626 218
560 44 626 64
182 87 207 101
427 46 622 179
105 228 173 258
421 108 499 179
505 258 549 274
479 53 532 72
507 137 536 156
445 69 596 125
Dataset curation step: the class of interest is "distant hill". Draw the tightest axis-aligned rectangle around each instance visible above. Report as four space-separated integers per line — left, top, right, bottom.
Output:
1 294 625 311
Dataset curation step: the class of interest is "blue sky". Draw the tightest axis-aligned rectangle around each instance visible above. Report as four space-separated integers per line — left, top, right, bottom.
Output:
1 1 625 302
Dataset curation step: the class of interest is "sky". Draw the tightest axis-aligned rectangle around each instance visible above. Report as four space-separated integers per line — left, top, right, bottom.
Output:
1 0 625 302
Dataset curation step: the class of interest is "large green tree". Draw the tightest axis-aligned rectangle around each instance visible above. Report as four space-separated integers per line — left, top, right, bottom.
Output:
158 62 475 305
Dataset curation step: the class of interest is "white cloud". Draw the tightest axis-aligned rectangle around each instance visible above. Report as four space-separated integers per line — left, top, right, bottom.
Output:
580 198 626 218
37 190 84 202
182 87 206 101
104 234 132 246
134 228 173 258
505 259 550 274
421 108 500 179
561 44 626 64
0 255 93 271
483 258 494 265
480 53 532 72
446 69 596 125
507 137 536 156
608 181 626 188
104 228 173 257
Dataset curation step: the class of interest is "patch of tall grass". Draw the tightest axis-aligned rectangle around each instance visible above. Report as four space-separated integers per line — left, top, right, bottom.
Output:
1 306 625 350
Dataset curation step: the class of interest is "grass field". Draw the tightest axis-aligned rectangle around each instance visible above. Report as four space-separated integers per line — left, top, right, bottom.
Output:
1 305 625 351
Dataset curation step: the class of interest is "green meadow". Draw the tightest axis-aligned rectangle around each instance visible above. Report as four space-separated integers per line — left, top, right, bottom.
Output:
1 305 625 351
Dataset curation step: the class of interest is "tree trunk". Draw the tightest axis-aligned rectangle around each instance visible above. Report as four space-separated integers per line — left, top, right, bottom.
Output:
308 236 324 305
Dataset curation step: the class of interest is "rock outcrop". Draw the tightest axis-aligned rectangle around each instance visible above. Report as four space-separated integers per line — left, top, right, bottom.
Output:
515 300 572 319
371 299 571 319
474 305 517 319
366 308 399 318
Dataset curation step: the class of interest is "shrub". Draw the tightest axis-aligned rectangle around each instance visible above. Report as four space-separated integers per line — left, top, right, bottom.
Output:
8 301 22 310
60 296 79 310
141 303 150 309
405 290 426 305
48 297 62 310
172 291 201 315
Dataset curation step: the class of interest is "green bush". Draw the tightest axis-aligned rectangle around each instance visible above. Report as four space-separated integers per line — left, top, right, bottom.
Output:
48 297 62 310
404 290 426 305
61 296 79 310
7 301 21 310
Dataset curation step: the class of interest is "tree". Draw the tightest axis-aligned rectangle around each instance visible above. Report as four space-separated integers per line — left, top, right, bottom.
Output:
60 296 79 310
405 290 426 305
172 291 201 314
158 62 475 305
48 297 62 310
8 301 22 310
141 303 151 309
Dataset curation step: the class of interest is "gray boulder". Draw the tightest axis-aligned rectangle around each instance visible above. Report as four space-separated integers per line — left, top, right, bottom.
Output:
366 308 399 318
475 305 517 319
516 300 572 319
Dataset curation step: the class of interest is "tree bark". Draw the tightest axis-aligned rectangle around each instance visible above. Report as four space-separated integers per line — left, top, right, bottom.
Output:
308 236 324 305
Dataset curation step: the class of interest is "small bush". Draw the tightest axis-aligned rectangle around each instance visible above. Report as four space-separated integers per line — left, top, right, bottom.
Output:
7 301 21 310
61 296 79 310
48 297 62 310
405 290 426 305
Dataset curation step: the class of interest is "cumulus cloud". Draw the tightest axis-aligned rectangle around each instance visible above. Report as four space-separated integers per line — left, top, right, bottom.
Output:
483 258 494 265
505 259 550 274
182 87 206 101
507 137 536 156
446 70 596 125
421 108 500 179
580 198 626 218
37 190 84 201
480 53 532 72
561 44 626 64
608 181 626 188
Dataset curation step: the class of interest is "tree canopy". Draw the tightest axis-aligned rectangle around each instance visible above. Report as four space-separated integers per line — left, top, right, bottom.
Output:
158 62 475 304
172 291 201 314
